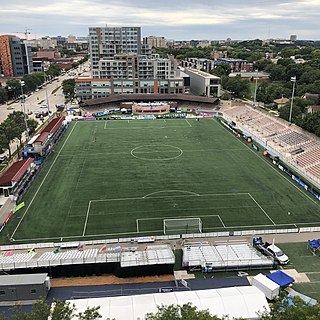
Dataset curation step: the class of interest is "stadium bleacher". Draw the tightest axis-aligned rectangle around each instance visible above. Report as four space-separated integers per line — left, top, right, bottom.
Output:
222 105 320 181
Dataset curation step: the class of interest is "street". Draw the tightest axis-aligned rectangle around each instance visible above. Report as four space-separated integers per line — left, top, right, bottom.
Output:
0 63 88 159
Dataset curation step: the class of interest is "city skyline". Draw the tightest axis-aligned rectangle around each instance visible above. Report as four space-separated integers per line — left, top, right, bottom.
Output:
0 0 319 40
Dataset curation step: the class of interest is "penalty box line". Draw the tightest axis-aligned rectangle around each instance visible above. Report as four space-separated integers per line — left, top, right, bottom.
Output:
136 214 225 233
247 193 276 225
82 192 252 236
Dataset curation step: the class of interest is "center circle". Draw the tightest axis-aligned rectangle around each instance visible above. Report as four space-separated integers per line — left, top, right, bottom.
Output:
131 144 183 161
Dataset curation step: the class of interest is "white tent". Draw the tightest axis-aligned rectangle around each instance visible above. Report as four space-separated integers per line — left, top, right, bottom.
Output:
66 286 270 320
252 273 280 300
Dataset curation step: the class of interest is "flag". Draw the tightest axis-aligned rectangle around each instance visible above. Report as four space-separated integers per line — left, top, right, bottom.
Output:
13 202 25 213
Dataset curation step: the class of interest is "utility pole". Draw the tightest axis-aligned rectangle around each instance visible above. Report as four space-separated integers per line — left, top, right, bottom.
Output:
288 76 296 125
20 81 30 141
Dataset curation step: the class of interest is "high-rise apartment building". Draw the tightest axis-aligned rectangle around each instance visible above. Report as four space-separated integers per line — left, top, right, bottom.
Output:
76 26 185 100
143 36 167 48
0 35 33 77
89 26 141 77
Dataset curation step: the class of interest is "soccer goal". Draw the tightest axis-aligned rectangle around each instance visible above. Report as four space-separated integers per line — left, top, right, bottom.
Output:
163 218 202 235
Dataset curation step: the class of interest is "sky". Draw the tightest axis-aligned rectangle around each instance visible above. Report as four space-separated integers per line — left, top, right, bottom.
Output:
0 0 319 40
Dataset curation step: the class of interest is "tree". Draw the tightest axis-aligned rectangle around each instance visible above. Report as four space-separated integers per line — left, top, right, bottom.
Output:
265 64 287 81
21 74 38 93
299 112 320 137
0 132 8 155
62 79 76 101
50 300 76 320
24 299 51 320
222 76 250 98
47 63 62 78
259 297 320 320
0 86 8 104
279 103 302 124
27 118 39 135
5 79 21 99
211 65 231 77
0 299 105 320
145 303 223 320
6 111 28 147
78 306 102 320
0 120 16 158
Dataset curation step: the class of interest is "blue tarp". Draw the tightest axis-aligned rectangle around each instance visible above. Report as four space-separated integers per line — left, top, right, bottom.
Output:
267 270 294 287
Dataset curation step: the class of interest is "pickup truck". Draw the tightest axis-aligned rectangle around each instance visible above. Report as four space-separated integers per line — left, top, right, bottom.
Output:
253 237 289 265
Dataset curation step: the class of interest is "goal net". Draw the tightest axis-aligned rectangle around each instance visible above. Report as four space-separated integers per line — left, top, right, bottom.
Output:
163 218 202 235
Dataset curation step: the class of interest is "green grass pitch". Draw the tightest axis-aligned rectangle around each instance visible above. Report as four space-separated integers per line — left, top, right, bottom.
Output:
3 118 320 243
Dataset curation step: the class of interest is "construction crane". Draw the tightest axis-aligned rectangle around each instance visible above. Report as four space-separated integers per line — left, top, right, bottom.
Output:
12 28 32 40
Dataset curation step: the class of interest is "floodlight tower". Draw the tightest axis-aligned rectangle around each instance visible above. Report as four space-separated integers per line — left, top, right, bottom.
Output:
288 76 297 125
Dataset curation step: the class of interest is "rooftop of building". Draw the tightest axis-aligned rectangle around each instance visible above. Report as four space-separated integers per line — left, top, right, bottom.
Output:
81 93 219 107
0 158 33 185
42 117 65 134
185 68 221 79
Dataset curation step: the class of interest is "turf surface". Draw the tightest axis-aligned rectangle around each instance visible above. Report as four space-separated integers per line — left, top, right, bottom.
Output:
3 118 320 243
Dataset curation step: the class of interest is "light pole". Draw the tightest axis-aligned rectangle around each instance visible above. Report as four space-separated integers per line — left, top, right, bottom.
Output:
288 76 296 125
253 70 259 107
20 81 30 140
43 66 51 118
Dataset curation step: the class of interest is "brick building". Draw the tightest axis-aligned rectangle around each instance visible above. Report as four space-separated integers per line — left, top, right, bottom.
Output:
0 35 33 77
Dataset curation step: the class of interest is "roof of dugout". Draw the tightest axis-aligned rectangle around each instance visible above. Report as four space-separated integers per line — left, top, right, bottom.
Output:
80 94 219 107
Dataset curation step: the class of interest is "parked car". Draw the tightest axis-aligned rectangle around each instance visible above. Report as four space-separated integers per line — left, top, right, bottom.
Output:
253 237 289 265
0 155 8 164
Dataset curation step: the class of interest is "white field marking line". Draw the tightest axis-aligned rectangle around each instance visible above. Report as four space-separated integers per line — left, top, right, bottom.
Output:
185 119 192 127
81 192 247 237
247 193 276 225
58 148 248 158
136 214 224 232
143 190 200 198
205 221 303 230
218 119 320 210
9 221 294 242
88 192 250 203
11 122 78 238
104 125 190 130
131 144 183 161
133 149 182 154
82 200 92 236
217 215 226 228
12 219 319 242
59 151 129 157
87 205 263 217
104 121 107 129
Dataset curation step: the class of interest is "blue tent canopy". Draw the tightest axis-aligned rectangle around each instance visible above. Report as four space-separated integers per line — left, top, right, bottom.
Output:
267 270 294 287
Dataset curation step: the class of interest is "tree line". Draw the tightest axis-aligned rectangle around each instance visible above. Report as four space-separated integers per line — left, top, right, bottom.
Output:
0 64 62 104
0 298 319 320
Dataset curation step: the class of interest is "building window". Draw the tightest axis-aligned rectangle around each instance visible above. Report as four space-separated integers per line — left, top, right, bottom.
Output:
0 291 5 296
31 289 37 294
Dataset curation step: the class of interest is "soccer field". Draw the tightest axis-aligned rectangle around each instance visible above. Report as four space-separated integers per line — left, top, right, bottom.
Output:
4 118 320 243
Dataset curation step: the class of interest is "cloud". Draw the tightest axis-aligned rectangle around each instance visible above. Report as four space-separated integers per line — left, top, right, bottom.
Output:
0 0 319 39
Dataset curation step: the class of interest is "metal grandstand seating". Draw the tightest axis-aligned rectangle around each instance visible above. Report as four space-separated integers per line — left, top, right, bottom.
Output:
0 252 36 269
306 163 320 179
182 243 273 270
295 147 320 168
276 131 310 147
